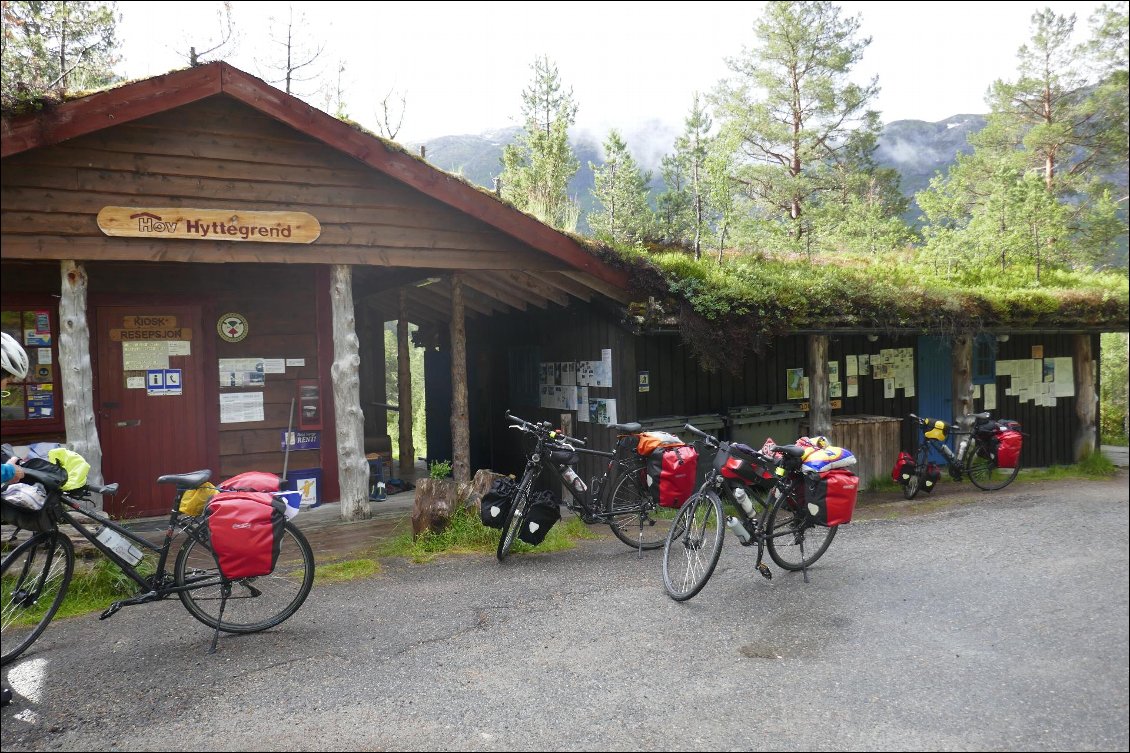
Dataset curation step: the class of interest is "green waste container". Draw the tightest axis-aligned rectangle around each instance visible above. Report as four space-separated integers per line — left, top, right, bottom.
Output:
727 404 805 450
640 414 725 443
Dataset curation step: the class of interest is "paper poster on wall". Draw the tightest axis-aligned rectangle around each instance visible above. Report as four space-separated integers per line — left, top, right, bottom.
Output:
561 361 576 386
168 341 191 356
262 359 286 374
828 361 840 383
122 341 170 371
846 376 859 398
578 387 589 421
219 357 265 387
984 383 997 410
219 392 264 423
884 379 895 399
830 381 842 398
786 368 805 400
588 398 616 425
1052 357 1074 397
858 354 870 376
846 355 858 377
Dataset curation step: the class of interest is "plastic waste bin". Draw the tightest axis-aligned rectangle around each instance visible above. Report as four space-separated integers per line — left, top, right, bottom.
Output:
727 404 805 450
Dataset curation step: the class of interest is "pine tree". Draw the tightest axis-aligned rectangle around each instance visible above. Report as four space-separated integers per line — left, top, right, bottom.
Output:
588 130 654 246
1 1 120 106
658 93 715 258
499 55 581 231
711 0 879 250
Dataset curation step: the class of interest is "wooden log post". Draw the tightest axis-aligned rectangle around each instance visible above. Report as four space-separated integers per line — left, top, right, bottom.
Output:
1073 334 1097 461
952 334 974 425
397 290 414 477
330 265 370 521
449 273 470 483
59 261 104 496
807 335 831 438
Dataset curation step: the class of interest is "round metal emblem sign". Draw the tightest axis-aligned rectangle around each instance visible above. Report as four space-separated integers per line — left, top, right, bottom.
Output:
217 312 249 343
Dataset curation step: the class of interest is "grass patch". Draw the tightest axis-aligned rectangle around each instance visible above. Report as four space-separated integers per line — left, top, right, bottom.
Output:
377 505 603 563
3 556 156 626
866 477 901 493
1019 451 1118 481
315 558 381 583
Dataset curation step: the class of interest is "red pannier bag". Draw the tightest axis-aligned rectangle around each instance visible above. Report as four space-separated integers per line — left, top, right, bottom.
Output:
220 471 282 492
647 444 698 508
996 430 1022 469
891 451 916 484
803 469 859 527
206 491 285 580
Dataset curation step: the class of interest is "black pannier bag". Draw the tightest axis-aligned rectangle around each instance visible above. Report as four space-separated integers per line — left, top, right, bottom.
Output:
517 490 561 545
480 477 518 529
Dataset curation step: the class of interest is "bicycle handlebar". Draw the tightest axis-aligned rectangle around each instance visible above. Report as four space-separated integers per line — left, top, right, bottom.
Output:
505 410 586 446
683 423 720 448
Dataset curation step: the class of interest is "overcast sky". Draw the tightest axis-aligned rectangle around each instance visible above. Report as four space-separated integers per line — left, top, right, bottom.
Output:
116 0 1109 146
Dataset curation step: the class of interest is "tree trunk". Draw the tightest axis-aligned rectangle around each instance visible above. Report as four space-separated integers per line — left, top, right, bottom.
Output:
807 335 831 438
1073 334 1097 461
397 290 414 477
450 274 470 483
951 334 974 425
59 261 104 496
330 265 370 521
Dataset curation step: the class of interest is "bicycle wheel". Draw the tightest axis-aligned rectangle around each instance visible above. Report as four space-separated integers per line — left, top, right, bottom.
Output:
966 439 1021 491
661 490 724 601
606 469 677 551
176 521 314 633
902 445 929 500
496 482 532 562
1 531 74 665
765 489 837 571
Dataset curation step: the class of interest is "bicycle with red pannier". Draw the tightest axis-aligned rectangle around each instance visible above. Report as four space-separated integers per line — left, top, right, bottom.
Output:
662 423 860 602
486 412 697 561
893 412 1023 499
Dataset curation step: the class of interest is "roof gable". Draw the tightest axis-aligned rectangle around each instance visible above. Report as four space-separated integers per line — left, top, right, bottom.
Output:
1 62 628 290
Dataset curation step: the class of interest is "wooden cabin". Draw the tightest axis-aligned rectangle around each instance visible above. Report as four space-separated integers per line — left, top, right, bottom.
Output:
2 63 1119 527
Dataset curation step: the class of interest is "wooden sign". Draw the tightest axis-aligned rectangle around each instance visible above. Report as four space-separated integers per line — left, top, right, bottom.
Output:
110 327 192 341
97 207 321 244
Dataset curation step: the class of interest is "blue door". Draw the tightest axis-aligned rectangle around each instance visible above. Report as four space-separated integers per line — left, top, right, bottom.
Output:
916 336 953 463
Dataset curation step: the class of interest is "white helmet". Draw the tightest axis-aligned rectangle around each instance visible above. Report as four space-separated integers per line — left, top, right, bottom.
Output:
1 332 29 380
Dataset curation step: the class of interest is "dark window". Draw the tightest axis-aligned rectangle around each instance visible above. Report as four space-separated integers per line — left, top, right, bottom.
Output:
973 335 997 385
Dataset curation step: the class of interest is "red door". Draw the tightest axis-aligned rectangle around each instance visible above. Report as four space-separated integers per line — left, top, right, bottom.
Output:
96 305 209 518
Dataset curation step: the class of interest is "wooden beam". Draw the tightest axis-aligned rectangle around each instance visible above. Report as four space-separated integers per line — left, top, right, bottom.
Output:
558 270 632 304
1074 334 1097 460
0 235 560 270
529 271 593 302
807 335 831 438
330 264 370 520
398 291 415 477
461 274 528 312
59 261 105 493
496 270 570 307
952 335 974 424
450 273 470 483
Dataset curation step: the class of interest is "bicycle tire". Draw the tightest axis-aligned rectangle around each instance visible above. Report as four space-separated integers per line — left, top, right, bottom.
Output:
1 531 75 665
902 445 927 500
496 483 531 562
606 469 676 551
765 488 837 571
661 490 724 601
175 520 314 634
965 439 1021 491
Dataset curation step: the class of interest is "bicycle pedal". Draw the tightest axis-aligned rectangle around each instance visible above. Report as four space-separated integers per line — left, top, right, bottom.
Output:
100 601 124 620
757 563 773 580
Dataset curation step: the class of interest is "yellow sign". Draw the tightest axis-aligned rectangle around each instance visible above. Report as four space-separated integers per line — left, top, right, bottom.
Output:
96 207 321 244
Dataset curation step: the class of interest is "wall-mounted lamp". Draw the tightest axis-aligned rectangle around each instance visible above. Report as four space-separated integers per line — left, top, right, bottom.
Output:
996 334 1010 343
866 334 879 343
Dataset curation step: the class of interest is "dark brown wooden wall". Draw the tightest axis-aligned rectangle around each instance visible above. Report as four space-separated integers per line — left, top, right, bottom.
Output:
0 96 552 270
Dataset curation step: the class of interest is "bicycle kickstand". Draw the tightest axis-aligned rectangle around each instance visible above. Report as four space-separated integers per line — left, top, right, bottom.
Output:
208 582 232 654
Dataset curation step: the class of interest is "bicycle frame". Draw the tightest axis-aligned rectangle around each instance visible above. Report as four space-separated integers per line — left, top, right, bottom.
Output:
52 492 214 602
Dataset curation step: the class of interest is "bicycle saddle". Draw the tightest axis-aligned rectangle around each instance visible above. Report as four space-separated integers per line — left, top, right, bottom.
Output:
157 469 213 488
771 444 808 459
608 422 642 434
